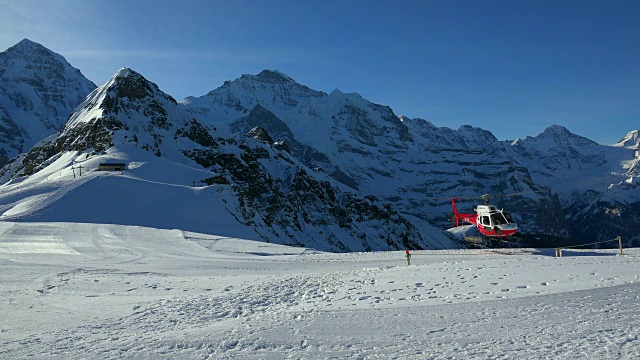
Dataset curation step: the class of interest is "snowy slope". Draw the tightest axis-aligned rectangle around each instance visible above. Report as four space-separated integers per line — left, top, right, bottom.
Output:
0 222 638 358
0 39 96 162
0 146 258 241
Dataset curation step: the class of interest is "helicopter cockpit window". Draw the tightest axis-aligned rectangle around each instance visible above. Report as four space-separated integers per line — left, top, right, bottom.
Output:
503 212 514 223
490 213 508 225
482 216 490 226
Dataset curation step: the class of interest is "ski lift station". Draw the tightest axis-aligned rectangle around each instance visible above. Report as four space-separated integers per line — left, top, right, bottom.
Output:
98 162 127 171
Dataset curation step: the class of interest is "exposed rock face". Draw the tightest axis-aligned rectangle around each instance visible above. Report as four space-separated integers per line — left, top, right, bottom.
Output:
230 104 334 177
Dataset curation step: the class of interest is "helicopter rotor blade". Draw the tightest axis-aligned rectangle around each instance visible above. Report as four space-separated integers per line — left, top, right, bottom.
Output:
432 188 551 203
490 189 551 198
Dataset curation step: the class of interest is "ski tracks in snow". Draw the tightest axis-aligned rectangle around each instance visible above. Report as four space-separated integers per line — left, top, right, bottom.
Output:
4 264 640 358
1 271 349 357
2 224 640 359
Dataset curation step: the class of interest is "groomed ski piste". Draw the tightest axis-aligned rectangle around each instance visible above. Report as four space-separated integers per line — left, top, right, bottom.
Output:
0 221 638 359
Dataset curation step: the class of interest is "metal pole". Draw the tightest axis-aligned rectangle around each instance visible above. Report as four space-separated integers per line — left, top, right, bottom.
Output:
618 236 623 255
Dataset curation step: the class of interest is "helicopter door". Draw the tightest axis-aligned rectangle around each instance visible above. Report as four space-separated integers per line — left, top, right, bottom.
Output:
481 216 490 227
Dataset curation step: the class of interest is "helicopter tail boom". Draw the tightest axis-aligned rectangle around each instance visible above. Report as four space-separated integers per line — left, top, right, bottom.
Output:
451 198 477 226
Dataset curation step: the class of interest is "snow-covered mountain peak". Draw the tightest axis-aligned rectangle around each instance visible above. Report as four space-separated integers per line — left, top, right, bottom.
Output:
114 67 133 78
7 38 49 54
53 67 195 168
105 67 157 93
455 124 500 148
107 67 176 104
524 125 598 148
213 69 324 98
613 130 639 148
329 88 344 97
539 124 572 136
0 38 92 84
251 69 295 84
4 38 56 59
0 39 96 162
182 69 326 122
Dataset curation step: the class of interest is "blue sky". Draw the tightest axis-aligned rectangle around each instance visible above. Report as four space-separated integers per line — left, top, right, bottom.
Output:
1 0 638 145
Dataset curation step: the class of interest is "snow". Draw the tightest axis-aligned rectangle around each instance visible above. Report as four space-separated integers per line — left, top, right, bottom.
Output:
508 126 639 202
0 144 261 242
612 130 639 148
0 221 638 358
0 39 97 158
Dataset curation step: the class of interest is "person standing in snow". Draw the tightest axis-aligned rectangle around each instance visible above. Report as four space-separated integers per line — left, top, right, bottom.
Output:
405 249 411 266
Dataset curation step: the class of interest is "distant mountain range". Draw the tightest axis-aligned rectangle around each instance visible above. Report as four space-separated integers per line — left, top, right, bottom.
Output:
0 39 638 250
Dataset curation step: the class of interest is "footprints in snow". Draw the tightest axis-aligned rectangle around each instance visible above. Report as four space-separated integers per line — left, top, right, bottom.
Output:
329 266 563 307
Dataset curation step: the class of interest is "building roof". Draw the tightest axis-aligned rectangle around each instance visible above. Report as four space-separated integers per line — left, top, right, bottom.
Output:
99 163 126 166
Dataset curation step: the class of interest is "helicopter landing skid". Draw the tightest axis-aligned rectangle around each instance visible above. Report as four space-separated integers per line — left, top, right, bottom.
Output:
464 235 521 248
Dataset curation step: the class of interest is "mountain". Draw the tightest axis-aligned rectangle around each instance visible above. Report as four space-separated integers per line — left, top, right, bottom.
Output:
0 39 96 164
182 70 640 247
508 127 640 246
0 68 455 252
613 130 639 149
0 38 637 249
182 71 568 241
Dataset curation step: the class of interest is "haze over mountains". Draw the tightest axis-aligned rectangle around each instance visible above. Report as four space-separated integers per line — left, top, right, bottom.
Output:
0 39 638 250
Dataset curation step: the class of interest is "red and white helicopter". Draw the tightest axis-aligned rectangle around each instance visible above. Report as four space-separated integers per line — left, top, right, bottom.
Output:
450 194 518 238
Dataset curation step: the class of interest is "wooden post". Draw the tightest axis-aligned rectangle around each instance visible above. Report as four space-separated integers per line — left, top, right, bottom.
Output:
618 236 623 255
555 248 562 257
